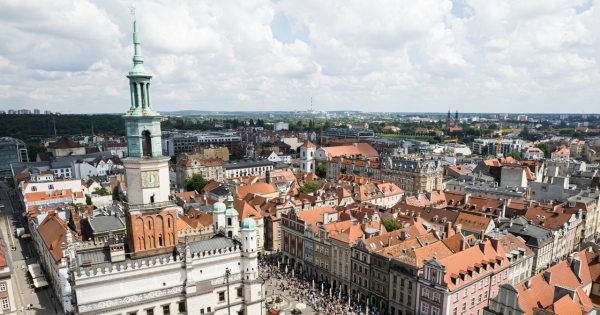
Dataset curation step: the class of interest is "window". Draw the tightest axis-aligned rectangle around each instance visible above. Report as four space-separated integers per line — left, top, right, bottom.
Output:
237 287 244 297
462 302 466 313
162 305 170 315
472 284 476 293
48 184 54 190
454 293 459 302
470 298 475 308
146 310 154 315
207 307 211 313
1 298 8 310
0 284 5 292
432 307 440 315
478 294 482 304
420 302 429 314
178 302 186 313
463 288 468 297
219 291 226 302
422 288 429 299
433 292 440 302
483 291 488 300
453 307 458 315
492 276 496 285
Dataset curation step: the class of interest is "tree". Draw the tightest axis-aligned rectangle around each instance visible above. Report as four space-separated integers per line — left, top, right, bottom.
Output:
27 146 46 162
536 143 551 158
185 174 209 192
298 181 323 194
382 218 402 232
85 195 93 205
316 164 327 178
93 187 111 196
506 150 521 160
519 127 529 139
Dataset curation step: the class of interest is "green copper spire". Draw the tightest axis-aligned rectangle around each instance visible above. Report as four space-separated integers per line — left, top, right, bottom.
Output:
125 19 159 117
129 21 151 77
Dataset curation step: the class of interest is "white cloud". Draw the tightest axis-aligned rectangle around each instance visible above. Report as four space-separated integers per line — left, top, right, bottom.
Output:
0 0 598 113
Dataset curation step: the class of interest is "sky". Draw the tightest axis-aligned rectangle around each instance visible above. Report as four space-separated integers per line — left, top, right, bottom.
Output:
0 0 599 114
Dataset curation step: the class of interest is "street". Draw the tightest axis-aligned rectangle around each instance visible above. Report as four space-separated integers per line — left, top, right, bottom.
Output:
0 182 59 314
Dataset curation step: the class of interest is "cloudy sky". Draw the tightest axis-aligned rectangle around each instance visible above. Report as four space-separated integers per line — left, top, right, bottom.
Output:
1 0 599 114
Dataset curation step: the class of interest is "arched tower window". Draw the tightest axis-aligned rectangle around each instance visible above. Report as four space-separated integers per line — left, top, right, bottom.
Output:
158 235 163 247
227 218 232 226
141 130 152 157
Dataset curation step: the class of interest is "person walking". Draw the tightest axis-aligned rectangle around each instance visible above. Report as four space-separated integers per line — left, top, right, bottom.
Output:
20 305 24 312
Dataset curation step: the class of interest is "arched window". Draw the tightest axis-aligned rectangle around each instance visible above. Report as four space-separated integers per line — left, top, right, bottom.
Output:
227 218 232 226
168 218 171 228
158 235 163 247
147 221 152 230
141 130 152 157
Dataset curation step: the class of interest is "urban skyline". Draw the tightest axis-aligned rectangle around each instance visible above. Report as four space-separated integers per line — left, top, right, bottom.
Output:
1 0 599 114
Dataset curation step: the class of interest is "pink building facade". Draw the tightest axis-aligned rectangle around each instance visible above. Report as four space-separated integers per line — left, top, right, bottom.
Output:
416 240 510 315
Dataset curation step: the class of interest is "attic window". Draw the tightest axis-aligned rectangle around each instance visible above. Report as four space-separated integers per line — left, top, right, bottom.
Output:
370 243 376 249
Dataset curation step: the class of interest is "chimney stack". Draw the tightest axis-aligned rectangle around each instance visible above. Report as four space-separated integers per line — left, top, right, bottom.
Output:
454 224 462 235
525 279 531 289
459 238 467 251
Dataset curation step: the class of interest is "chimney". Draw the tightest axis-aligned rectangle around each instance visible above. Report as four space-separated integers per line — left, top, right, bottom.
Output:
572 257 582 280
401 230 409 240
544 271 552 284
388 236 392 247
445 222 454 238
464 193 470 204
525 278 531 290
459 238 467 251
454 224 462 235
480 230 485 240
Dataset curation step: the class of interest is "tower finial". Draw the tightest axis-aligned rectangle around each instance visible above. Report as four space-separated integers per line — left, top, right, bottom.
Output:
128 6 150 77
128 5 136 20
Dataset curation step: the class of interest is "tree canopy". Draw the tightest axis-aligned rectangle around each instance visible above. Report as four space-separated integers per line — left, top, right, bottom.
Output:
506 150 522 160
535 143 551 158
298 181 324 194
316 164 327 178
381 218 402 232
185 174 210 192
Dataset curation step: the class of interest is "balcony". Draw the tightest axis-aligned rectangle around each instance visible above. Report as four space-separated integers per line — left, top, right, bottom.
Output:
125 200 176 211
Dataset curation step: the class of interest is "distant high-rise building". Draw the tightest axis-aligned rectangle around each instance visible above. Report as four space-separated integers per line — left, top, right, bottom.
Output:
0 137 29 172
33 109 40 114
44 110 52 115
7 110 14 114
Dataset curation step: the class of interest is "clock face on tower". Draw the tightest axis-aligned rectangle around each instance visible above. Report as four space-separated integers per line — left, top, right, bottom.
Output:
141 170 160 188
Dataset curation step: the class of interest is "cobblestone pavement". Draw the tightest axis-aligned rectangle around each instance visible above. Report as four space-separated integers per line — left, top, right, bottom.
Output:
259 254 375 315
1 183 59 314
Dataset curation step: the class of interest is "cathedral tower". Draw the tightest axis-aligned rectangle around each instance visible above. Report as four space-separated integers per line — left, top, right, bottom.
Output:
122 20 178 255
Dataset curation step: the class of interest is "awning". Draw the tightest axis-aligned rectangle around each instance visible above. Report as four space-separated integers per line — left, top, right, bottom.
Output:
32 278 48 288
20 234 31 238
28 264 43 278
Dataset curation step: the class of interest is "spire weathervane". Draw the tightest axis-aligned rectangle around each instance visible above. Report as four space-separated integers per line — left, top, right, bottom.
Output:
128 5 136 20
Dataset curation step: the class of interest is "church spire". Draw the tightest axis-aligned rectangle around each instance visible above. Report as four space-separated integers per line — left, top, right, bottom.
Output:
125 18 158 117
129 21 150 77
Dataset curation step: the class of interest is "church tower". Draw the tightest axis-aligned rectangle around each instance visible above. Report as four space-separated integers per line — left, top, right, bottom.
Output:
224 194 239 237
122 20 178 255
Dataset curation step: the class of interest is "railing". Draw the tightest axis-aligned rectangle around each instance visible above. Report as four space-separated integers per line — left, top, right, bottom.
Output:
125 200 175 211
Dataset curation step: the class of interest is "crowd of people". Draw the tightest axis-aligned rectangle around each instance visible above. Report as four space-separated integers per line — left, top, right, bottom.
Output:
259 255 389 315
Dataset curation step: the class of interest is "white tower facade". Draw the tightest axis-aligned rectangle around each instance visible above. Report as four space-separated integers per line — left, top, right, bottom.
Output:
212 200 226 231
300 141 317 173
224 195 239 238
241 217 258 281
